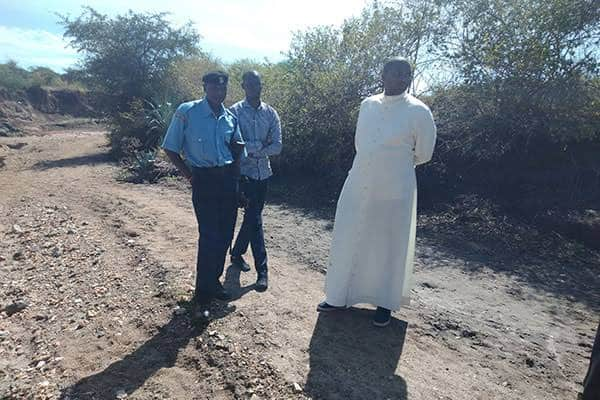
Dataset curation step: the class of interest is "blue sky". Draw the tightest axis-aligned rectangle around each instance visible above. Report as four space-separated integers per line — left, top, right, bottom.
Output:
0 0 368 72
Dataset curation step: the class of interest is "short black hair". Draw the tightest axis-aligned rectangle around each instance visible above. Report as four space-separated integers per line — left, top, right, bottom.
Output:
383 57 412 77
242 70 261 82
202 71 229 85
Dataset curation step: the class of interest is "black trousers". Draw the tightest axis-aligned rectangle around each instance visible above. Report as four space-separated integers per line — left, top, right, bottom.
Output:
191 165 238 302
231 177 269 272
583 321 600 399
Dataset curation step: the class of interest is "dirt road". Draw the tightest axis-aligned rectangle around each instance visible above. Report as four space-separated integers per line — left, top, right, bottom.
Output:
1 129 598 399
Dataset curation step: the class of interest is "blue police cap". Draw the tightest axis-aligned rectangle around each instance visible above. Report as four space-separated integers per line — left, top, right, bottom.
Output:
202 71 228 85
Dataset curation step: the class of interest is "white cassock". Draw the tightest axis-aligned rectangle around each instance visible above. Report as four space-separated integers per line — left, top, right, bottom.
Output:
325 92 436 310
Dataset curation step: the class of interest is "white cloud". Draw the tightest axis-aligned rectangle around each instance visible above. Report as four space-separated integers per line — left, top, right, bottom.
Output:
0 25 78 71
165 0 370 60
65 0 369 61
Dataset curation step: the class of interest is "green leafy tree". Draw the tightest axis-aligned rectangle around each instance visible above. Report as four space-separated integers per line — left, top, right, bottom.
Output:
0 61 31 90
59 7 201 109
441 0 600 154
425 0 600 208
162 56 223 105
274 0 448 181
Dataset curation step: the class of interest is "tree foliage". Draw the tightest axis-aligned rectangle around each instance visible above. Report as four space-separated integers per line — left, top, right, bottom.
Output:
0 61 83 90
54 0 600 211
59 7 201 107
271 0 449 180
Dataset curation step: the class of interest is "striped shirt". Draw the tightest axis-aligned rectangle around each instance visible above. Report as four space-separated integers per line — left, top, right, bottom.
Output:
230 100 282 180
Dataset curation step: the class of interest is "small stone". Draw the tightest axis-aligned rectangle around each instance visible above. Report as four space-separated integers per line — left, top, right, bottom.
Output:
0 255 5 262
525 358 535 367
116 389 128 399
12 224 24 234
173 306 186 316
94 286 107 295
461 329 477 338
502 381 509 387
292 382 303 393
3 300 28 316
36 360 46 369
209 330 217 337
421 282 438 289
216 341 229 350
67 228 76 234
39 380 50 387
12 251 24 260
52 247 62 257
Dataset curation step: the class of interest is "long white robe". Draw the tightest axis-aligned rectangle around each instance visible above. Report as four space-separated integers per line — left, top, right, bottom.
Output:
325 92 436 310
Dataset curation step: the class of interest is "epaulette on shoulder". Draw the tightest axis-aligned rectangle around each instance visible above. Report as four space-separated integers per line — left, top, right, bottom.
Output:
177 100 202 115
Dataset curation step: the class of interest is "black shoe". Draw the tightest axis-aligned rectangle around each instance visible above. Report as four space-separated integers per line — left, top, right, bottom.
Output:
255 271 268 292
373 307 391 327
192 302 211 319
231 255 251 272
214 282 232 301
316 301 347 312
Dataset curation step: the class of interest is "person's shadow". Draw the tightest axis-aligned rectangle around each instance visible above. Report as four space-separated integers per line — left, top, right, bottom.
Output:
223 264 256 301
305 309 408 400
59 301 234 400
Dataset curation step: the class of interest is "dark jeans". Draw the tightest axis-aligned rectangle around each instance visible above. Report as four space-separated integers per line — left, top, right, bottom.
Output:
583 321 600 399
191 165 238 302
231 177 268 272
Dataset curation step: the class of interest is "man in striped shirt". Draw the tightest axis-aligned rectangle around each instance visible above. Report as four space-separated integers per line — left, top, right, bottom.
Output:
229 71 282 292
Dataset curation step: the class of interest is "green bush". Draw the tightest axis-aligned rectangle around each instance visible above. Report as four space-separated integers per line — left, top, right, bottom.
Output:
0 61 31 90
52 0 600 214
0 61 87 91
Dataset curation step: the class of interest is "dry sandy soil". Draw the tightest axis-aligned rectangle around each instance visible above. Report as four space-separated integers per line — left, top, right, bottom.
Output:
0 127 598 400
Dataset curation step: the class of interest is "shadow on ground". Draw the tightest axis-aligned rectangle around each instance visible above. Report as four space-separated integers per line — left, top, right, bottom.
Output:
418 203 600 310
60 303 234 400
268 175 338 220
223 264 256 301
268 176 600 310
305 310 408 400
32 152 113 170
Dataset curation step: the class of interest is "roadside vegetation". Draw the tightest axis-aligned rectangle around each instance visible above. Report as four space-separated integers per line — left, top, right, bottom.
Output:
3 0 597 243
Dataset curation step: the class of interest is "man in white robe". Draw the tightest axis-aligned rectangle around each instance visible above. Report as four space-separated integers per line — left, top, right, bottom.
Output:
317 58 437 327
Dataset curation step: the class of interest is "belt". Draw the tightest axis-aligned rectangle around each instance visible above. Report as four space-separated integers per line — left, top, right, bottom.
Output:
192 164 232 172
191 164 239 179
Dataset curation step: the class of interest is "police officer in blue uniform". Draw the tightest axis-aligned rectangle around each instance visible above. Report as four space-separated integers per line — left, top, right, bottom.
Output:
162 71 245 307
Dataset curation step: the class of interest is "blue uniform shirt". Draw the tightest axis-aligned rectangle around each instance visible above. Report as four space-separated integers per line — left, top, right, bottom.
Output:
161 98 245 168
